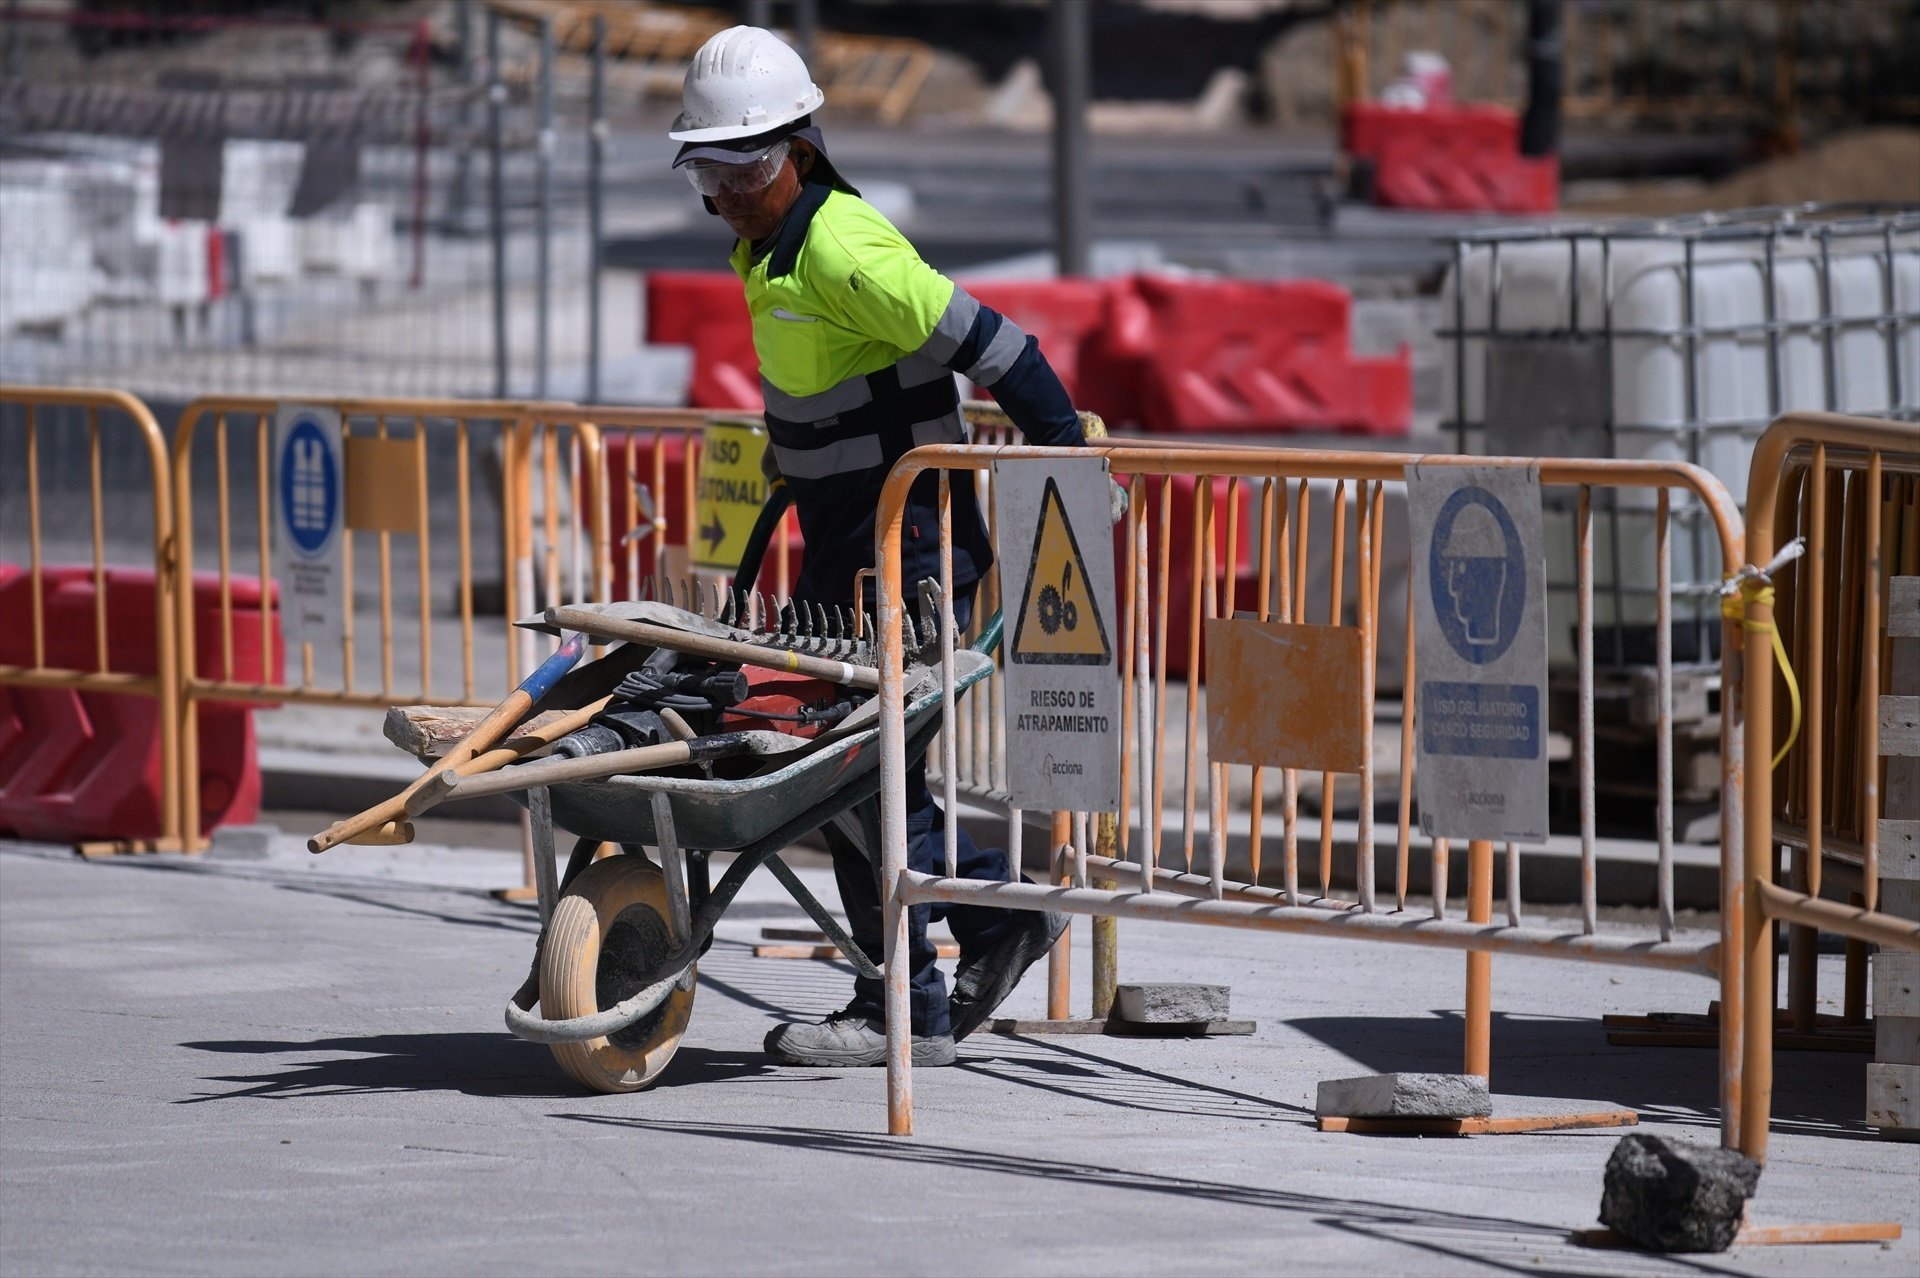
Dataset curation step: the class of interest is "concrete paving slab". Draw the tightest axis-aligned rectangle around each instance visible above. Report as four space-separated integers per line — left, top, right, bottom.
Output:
2 830 1915 1276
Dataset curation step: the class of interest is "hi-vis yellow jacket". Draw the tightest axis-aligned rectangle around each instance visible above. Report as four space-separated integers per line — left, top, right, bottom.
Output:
729 176 1083 607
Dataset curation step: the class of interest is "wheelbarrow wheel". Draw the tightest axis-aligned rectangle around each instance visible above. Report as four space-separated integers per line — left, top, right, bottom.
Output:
539 853 696 1094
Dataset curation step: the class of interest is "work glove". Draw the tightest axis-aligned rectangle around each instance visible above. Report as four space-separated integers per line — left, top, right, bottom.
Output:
1109 476 1130 526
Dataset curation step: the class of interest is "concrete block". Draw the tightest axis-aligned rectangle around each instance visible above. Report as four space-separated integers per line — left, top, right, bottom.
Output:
1314 1072 1491 1119
1599 1133 1760 1254
1866 1062 1919 1131
1879 877 1920 920
1114 983 1229 1024
1877 821 1920 877
1874 952 1920 1020
207 824 276 860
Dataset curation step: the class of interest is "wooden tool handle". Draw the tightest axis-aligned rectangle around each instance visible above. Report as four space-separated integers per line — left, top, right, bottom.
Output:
308 632 588 853
545 605 881 691
418 732 759 809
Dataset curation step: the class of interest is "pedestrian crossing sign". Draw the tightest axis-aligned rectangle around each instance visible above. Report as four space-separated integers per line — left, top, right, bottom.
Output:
1011 476 1111 665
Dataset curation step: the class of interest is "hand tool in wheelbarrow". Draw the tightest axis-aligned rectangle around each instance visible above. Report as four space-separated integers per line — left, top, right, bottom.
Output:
402 726 813 817
307 631 593 852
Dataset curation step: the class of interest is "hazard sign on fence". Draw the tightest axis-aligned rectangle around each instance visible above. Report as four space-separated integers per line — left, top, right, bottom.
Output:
272 403 344 649
993 458 1120 813
691 419 769 572
1407 464 1548 843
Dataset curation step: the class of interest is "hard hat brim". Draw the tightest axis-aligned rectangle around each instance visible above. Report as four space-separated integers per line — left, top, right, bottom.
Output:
668 86 824 144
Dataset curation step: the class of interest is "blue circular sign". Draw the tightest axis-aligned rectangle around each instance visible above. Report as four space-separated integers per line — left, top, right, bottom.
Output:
1428 485 1526 665
279 416 339 556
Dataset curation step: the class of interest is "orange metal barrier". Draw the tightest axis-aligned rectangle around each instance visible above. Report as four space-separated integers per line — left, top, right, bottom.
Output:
875 441 1750 1141
1742 411 1920 1160
169 395 605 846
0 386 184 848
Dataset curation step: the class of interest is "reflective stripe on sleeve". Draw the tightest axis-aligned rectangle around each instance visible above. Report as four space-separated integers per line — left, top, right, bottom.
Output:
916 286 980 365
965 319 1027 388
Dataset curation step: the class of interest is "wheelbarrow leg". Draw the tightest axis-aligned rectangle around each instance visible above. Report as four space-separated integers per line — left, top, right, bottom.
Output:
763 854 883 981
529 786 558 925
651 791 692 945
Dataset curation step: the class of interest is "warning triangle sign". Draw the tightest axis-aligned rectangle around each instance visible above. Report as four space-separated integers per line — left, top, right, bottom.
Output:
1011 476 1112 666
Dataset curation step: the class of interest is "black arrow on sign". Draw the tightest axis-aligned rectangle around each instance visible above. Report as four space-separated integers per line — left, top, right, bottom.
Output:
701 513 726 553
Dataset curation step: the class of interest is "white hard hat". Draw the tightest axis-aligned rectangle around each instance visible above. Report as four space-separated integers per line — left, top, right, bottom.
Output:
669 26 825 144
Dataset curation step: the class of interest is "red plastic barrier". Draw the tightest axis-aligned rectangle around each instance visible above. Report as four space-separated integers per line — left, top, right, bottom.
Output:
963 278 1113 404
646 270 1408 435
1343 102 1558 214
0 566 280 842
1082 276 1410 436
646 271 761 410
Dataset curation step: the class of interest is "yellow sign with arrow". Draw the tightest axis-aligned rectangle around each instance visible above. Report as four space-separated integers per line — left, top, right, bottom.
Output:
691 420 770 571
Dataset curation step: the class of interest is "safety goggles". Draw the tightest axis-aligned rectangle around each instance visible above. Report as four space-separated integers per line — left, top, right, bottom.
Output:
683 140 790 198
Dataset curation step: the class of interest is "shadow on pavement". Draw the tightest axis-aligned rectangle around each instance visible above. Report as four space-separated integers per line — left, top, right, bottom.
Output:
177 1034 777 1102
1289 1010 1879 1141
554 1115 1732 1278
958 1035 1314 1124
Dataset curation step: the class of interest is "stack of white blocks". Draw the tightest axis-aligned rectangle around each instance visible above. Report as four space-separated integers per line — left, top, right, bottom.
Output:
1872 576 1920 1137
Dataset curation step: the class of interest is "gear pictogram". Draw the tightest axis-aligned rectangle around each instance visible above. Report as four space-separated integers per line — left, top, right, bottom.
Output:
1037 584 1065 635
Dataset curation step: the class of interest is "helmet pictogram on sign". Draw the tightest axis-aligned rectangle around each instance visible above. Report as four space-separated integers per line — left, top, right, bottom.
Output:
1428 484 1525 665
1012 477 1110 666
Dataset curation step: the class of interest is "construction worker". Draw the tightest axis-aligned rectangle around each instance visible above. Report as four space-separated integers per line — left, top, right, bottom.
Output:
670 25 1078 1067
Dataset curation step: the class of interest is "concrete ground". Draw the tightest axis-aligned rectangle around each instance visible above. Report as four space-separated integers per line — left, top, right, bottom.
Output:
3 827 1915 1277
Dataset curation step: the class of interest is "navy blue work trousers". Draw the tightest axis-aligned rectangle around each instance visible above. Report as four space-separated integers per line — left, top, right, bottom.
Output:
818 591 1014 1036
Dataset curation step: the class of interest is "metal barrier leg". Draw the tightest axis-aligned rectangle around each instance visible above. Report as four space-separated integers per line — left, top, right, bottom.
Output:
1741 591 1776 1162
1047 810 1071 1020
1092 813 1118 1019
1465 838 1494 1080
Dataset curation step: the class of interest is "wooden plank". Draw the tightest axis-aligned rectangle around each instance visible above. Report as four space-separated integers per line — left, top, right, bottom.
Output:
1734 1222 1904 1246
1573 1222 1904 1249
1607 1029 1872 1052
1318 1110 1636 1136
1887 577 1920 637
383 704 570 760
1879 695 1920 758
1866 1061 1920 1130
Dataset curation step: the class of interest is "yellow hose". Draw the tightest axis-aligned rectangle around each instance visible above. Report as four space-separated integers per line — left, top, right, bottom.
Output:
1722 577 1801 770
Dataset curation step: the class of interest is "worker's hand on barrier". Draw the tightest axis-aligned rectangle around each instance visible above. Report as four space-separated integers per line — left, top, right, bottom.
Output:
1109 477 1129 526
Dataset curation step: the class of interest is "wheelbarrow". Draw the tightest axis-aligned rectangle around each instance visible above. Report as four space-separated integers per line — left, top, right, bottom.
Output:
483 634 993 1093
365 476 996 1092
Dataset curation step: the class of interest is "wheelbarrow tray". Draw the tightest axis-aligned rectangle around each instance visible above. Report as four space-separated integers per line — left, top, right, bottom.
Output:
520 649 992 851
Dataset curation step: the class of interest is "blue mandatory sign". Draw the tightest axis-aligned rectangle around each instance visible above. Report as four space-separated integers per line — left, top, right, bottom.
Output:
279 415 339 556
1428 484 1526 665
1421 681 1540 759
